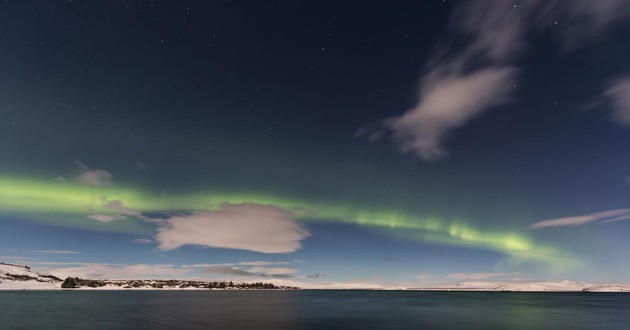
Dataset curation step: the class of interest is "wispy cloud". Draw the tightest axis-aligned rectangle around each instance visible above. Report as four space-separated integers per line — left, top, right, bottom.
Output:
202 266 256 277
179 260 301 279
365 0 630 161
605 77 630 126
31 262 125 266
447 272 521 280
236 261 290 266
415 274 433 280
384 68 515 160
46 264 190 280
131 238 153 244
530 209 630 229
247 267 297 276
202 265 298 278
88 200 147 223
88 214 124 223
182 261 293 268
75 161 113 186
33 250 81 255
0 255 36 261
155 203 310 253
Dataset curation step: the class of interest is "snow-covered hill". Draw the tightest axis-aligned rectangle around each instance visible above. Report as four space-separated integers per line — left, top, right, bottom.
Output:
0 263 293 290
0 263 62 290
424 280 630 292
2 262 630 291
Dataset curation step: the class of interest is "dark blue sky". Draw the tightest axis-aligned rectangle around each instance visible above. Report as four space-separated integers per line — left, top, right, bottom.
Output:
1 0 630 287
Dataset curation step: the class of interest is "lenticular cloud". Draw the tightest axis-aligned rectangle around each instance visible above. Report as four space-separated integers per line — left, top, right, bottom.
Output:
156 203 310 253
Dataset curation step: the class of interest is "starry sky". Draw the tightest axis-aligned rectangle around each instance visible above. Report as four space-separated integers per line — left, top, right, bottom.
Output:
2 0 630 287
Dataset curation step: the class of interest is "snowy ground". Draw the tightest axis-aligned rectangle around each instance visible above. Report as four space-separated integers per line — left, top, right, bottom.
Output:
2 263 629 291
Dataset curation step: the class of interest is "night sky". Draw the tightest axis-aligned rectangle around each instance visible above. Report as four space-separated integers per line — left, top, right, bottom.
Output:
2 0 630 287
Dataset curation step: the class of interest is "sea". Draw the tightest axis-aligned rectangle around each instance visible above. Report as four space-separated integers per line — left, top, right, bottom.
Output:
1 290 629 329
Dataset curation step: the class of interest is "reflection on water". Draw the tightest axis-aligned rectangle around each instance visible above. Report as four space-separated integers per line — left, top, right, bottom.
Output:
1 291 629 329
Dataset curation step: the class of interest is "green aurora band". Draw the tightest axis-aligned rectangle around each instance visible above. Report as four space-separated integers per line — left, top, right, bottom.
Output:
0 175 580 272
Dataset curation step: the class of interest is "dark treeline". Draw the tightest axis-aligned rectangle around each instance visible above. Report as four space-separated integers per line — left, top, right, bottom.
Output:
0 262 31 270
61 277 296 290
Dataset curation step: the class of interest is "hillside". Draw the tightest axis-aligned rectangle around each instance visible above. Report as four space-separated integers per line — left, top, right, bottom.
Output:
2 262 629 291
0 263 295 290
414 280 630 292
0 263 62 289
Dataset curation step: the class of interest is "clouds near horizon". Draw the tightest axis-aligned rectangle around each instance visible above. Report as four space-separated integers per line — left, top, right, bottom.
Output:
447 272 521 280
202 265 298 278
47 264 190 280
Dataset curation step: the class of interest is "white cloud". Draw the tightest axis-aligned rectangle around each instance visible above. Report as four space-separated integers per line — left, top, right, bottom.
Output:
201 265 298 278
131 238 153 244
237 261 290 266
181 260 293 269
34 250 81 255
605 77 630 126
371 0 630 161
202 266 257 277
46 264 190 280
75 161 113 186
88 200 147 223
415 274 433 280
247 267 297 276
88 214 123 222
386 68 515 160
447 272 521 280
155 203 310 253
104 200 142 217
530 209 630 229
31 262 124 266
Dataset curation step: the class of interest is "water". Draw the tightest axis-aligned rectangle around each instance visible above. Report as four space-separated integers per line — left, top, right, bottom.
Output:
1 290 629 329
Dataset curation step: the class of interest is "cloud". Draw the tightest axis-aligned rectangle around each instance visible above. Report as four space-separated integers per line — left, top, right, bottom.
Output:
306 273 321 278
104 200 143 217
447 272 521 280
202 266 256 277
181 260 294 269
202 265 298 278
368 0 630 161
31 262 124 266
131 238 153 244
236 261 290 266
88 214 124 222
88 200 147 223
33 250 81 255
530 209 630 229
247 267 297 276
155 203 310 253
415 274 433 280
605 77 630 126
75 161 113 186
385 68 515 160
46 264 189 280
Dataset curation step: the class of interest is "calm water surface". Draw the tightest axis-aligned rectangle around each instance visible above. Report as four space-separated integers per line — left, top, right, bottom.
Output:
1 290 629 329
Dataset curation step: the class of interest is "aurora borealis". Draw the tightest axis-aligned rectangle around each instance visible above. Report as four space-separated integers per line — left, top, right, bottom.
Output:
0 174 574 271
2 1 630 286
